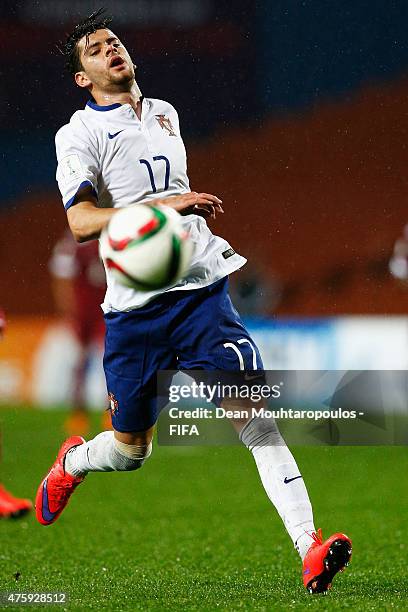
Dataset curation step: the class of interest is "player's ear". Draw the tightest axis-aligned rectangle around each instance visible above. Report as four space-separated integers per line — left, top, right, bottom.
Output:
75 71 91 89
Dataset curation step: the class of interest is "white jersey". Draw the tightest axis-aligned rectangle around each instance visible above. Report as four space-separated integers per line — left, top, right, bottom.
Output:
55 97 246 312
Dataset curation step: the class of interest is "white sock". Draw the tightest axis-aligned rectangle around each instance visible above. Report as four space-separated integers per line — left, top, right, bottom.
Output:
240 417 316 560
65 431 152 477
295 531 316 560
251 445 315 560
65 431 116 476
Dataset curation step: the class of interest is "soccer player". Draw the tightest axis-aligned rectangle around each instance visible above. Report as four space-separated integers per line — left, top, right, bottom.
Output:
35 11 351 593
49 230 108 435
389 224 408 281
0 308 32 518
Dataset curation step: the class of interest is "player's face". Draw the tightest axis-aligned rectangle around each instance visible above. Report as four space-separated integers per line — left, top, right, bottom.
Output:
75 29 135 92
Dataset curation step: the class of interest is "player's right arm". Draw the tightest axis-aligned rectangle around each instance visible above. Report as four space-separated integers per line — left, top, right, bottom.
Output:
66 187 117 242
56 119 109 242
67 186 224 242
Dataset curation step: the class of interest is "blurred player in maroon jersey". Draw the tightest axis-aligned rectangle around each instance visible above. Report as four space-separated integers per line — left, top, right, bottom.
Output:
49 231 109 435
389 224 408 281
0 308 32 518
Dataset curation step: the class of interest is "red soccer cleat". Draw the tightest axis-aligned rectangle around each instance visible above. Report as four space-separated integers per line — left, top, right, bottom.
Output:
302 528 352 594
0 484 32 519
35 436 85 526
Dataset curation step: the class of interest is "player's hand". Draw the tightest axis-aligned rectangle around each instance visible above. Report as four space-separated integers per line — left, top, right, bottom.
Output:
156 192 224 219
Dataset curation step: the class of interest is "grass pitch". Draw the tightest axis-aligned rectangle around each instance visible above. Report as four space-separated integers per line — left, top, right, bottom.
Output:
1 406 407 610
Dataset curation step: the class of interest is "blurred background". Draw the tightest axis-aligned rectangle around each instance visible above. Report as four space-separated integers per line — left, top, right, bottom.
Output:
2 0 408 409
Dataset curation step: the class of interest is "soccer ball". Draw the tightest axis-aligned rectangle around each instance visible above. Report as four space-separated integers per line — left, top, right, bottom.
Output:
100 205 193 291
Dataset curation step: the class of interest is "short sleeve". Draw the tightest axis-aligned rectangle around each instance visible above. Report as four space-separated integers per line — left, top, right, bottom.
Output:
55 121 99 210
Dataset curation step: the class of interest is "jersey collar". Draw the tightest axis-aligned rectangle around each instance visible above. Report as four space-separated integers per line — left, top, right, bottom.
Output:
86 100 122 112
86 95 146 113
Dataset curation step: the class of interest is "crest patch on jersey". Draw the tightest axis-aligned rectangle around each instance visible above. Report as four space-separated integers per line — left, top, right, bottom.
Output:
60 154 84 183
155 114 177 136
108 392 119 416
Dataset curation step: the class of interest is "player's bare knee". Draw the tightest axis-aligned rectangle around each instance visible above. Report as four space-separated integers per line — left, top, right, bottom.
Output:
114 426 155 447
112 438 153 471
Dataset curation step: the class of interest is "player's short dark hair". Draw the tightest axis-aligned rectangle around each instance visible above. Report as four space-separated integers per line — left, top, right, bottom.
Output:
60 8 113 75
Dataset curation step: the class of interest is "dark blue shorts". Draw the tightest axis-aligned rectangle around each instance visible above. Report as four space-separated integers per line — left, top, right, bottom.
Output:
103 277 264 432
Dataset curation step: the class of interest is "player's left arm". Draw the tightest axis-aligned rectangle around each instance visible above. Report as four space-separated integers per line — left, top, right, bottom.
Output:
151 103 224 219
152 191 224 219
